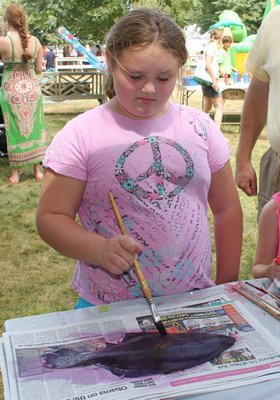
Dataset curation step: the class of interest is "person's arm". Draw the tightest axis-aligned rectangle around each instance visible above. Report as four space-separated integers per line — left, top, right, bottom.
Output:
1 23 7 37
36 169 141 275
219 66 224 77
235 76 269 196
218 49 225 77
253 199 280 279
42 55 47 70
208 161 243 284
0 35 8 60
34 38 43 74
0 37 4 60
205 52 219 91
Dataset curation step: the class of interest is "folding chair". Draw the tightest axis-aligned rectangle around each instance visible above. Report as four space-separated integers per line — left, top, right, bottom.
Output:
221 88 246 125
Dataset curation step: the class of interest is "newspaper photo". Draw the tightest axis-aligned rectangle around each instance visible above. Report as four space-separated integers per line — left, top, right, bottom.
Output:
1 295 280 400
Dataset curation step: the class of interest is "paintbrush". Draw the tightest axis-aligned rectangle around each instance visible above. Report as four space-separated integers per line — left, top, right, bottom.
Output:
240 285 279 310
245 281 280 307
109 192 167 335
233 286 280 321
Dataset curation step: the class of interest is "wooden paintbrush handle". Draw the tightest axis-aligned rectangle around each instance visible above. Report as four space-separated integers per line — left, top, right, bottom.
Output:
245 281 280 305
109 192 167 335
109 192 152 301
234 287 280 320
109 192 127 235
133 259 152 300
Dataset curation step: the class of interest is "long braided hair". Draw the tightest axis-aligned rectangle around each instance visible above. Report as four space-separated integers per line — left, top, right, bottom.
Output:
5 4 31 64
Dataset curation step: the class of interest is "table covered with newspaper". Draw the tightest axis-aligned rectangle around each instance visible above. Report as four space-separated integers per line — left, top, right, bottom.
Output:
1 279 280 400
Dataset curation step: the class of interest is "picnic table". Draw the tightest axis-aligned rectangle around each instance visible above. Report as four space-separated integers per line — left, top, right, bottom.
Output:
177 79 249 125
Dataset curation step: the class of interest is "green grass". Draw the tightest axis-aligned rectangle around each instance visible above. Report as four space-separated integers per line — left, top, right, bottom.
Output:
0 114 78 324
0 99 269 400
212 127 269 281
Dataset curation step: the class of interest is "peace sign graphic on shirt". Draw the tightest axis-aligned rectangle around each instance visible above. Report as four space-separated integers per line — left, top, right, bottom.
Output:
115 136 194 201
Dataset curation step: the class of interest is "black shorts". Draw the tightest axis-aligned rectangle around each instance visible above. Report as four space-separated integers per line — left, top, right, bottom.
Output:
201 85 221 98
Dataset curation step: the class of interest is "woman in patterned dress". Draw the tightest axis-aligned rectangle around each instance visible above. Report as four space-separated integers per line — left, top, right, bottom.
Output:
0 4 46 184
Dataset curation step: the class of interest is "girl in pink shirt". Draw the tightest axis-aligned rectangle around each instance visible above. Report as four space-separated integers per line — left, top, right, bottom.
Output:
37 8 242 307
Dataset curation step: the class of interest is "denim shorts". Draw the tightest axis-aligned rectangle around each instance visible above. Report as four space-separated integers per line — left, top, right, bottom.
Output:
201 84 221 98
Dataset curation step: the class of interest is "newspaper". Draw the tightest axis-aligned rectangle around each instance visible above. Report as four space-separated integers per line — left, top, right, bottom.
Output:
1 295 280 400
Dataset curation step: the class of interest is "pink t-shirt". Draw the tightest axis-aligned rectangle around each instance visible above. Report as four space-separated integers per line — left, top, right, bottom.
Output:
43 102 230 304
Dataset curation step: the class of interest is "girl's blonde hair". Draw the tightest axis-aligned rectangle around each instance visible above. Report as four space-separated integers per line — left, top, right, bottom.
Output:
5 4 31 64
104 8 188 99
209 28 223 42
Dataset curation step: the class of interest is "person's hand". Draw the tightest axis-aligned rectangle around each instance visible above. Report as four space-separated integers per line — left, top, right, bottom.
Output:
235 160 257 196
212 79 219 91
96 235 142 276
268 258 280 281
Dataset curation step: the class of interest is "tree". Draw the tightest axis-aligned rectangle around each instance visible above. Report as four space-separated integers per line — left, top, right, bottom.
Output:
0 0 15 19
19 0 130 44
131 0 202 28
188 0 267 34
18 0 201 45
212 0 267 34
11 0 268 46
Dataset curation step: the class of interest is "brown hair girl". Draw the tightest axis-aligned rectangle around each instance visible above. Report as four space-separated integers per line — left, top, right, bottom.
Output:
209 28 223 42
5 3 31 63
104 8 188 99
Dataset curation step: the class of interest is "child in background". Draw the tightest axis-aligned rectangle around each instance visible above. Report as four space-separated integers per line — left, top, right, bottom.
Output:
36 8 242 308
202 28 224 128
219 35 233 80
